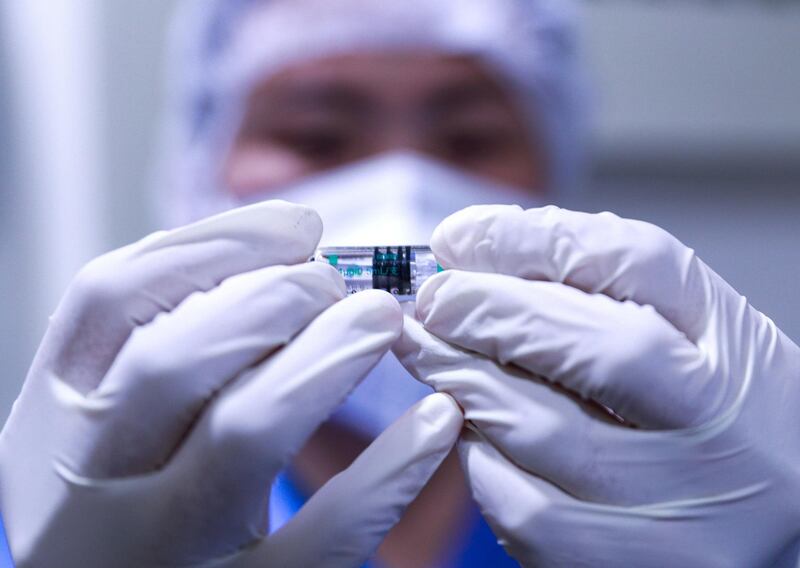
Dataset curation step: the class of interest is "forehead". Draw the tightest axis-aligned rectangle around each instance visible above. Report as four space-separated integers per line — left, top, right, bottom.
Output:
246 52 512 109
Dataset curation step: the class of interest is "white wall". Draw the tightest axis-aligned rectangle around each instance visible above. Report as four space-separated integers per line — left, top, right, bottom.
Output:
0 0 105 416
0 0 179 420
98 0 181 247
583 2 800 173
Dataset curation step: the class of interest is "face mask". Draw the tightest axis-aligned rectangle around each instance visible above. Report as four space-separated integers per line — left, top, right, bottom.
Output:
258 151 543 246
245 151 545 438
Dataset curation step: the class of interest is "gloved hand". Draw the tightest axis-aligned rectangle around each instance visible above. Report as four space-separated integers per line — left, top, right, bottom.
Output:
395 205 800 567
0 200 463 568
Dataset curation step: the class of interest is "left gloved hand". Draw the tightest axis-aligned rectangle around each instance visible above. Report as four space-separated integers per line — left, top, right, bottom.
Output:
0 201 463 568
395 205 800 567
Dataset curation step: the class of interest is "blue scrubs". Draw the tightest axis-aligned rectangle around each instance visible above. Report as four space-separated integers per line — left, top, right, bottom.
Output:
0 477 519 568
0 515 15 568
270 471 519 568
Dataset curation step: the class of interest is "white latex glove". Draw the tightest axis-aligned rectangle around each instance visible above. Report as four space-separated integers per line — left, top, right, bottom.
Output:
395 205 800 567
0 200 463 568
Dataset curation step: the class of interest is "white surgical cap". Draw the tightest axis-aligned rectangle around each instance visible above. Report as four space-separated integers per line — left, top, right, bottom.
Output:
159 0 588 226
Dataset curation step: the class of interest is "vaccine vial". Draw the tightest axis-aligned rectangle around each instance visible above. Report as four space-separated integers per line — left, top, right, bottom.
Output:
314 246 443 300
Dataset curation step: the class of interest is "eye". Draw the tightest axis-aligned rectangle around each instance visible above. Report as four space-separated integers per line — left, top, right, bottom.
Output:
438 128 509 162
274 128 354 162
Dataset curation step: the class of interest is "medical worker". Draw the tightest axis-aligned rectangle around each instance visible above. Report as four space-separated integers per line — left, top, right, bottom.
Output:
156 0 582 565
0 0 577 565
2 1 799 568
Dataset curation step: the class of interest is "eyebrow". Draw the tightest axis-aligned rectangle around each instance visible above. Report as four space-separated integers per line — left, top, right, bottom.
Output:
269 84 373 115
249 76 509 122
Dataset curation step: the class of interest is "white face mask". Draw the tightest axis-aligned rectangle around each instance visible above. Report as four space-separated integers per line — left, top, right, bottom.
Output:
243 151 545 438
256 151 543 246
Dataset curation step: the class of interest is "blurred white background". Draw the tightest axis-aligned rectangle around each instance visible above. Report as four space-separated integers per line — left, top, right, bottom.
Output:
1 1 798 421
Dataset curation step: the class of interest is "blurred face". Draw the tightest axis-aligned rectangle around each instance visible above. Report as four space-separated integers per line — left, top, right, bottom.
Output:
223 52 544 197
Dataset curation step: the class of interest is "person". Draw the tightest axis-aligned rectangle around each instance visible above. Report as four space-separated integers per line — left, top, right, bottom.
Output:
2 2 799 568
157 0 584 565
1 1 582 565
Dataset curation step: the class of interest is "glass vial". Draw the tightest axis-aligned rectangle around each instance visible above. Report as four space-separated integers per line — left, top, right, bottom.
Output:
314 246 442 300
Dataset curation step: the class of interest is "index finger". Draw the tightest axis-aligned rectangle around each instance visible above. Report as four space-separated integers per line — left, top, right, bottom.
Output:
430 204 739 343
43 200 322 393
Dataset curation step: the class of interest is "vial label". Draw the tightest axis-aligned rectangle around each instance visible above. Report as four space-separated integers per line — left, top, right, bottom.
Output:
313 246 441 300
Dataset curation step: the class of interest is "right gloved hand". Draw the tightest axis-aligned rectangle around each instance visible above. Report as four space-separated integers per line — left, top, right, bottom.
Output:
396 204 800 567
0 200 463 568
